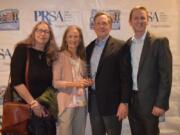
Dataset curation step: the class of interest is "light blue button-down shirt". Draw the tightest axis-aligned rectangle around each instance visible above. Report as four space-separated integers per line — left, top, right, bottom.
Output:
130 32 147 90
90 36 109 90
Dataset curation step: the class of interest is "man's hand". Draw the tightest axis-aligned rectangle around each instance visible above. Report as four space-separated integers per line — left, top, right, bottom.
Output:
116 103 128 121
152 106 165 116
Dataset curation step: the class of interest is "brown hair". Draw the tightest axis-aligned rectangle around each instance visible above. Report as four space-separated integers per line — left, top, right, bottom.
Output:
129 6 148 21
17 21 59 65
60 25 86 60
94 11 113 24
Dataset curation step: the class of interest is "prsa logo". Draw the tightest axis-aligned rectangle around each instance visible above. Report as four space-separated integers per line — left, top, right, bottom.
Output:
148 11 159 22
0 48 12 60
34 10 64 25
148 11 170 28
0 85 6 98
0 48 11 72
149 11 168 23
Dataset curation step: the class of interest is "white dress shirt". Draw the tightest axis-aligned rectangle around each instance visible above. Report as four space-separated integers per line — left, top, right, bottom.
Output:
130 32 147 91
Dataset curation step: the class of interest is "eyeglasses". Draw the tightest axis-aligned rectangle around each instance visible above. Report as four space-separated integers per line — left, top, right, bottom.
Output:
36 29 50 35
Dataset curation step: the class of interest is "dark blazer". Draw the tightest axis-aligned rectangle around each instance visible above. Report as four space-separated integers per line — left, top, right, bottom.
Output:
86 36 131 116
125 32 172 115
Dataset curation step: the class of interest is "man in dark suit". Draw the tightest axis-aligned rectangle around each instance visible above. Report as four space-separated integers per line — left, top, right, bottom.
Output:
86 12 131 135
126 6 172 135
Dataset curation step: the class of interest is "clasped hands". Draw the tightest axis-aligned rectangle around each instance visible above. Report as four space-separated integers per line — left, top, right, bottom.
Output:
75 78 94 88
75 78 94 96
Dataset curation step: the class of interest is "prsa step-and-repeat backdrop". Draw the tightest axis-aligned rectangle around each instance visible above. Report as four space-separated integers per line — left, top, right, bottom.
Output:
0 0 180 127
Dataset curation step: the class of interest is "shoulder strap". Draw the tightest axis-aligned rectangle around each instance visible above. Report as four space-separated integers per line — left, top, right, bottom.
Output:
25 48 30 89
3 47 30 103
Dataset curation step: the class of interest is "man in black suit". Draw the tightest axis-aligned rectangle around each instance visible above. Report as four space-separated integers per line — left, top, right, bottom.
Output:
126 6 172 135
86 12 131 135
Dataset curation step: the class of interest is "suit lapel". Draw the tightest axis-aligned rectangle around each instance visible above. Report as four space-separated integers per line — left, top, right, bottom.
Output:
137 32 151 78
96 36 114 76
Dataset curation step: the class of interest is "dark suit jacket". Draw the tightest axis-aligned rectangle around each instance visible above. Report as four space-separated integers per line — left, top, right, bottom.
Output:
86 36 131 116
125 32 172 115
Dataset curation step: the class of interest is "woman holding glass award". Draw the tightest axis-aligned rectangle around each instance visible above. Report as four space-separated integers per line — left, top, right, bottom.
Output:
53 25 93 135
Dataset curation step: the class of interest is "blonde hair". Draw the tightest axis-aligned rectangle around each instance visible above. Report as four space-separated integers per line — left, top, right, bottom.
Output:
60 25 86 60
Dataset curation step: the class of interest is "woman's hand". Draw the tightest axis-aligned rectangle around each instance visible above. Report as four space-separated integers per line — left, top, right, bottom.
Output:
84 78 94 87
79 79 94 88
76 79 94 88
74 79 94 96
30 100 48 118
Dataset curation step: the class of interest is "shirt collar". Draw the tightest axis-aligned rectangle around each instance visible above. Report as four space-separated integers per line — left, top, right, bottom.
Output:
131 31 147 43
95 35 109 47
